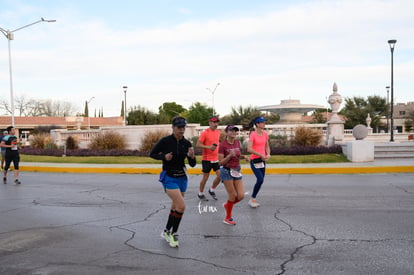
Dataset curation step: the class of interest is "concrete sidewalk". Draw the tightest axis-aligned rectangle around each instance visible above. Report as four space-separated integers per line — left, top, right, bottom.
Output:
20 159 414 174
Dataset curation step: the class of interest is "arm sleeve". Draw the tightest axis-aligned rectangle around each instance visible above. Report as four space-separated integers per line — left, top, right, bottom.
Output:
149 139 165 160
187 144 196 167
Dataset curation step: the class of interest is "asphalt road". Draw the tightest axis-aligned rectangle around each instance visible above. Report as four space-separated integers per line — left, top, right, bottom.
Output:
1 172 414 275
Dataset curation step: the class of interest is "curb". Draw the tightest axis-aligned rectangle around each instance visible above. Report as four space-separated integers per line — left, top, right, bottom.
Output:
20 165 414 174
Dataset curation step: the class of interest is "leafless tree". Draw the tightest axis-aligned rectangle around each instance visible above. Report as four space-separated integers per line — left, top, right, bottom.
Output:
0 96 77 117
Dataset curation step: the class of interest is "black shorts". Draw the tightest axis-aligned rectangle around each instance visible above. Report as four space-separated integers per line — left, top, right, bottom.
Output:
4 151 20 170
201 160 220 173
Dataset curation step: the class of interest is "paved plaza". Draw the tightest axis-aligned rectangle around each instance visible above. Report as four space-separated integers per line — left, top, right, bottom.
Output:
1 171 414 275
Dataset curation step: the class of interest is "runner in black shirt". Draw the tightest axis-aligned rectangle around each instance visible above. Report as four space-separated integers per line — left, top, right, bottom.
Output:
150 116 196 247
1 126 21 184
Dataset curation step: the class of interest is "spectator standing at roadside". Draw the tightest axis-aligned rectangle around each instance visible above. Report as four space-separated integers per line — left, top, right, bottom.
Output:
149 116 196 248
1 130 8 170
218 125 248 225
247 117 271 208
1 126 21 184
196 116 221 201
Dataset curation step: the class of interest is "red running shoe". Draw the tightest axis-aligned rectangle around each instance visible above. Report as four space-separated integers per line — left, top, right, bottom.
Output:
223 217 236 225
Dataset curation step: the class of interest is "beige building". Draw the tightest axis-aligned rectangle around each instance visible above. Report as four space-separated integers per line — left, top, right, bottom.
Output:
388 102 414 133
394 102 414 118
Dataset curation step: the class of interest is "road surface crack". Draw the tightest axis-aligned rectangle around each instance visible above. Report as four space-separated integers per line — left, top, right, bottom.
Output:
110 205 251 273
274 208 317 275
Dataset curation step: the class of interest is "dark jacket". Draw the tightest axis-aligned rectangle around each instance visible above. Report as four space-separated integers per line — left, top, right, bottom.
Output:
149 134 196 176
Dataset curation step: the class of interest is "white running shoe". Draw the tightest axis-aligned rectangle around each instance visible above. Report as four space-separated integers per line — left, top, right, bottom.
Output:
248 198 260 208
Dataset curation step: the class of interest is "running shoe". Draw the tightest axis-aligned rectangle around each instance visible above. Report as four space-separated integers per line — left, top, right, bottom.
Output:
197 194 208 201
223 217 236 225
169 233 179 248
161 230 171 243
248 198 260 208
14 179 21 185
208 189 218 200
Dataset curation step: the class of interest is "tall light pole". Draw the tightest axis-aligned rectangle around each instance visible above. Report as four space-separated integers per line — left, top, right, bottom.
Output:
123 86 128 126
386 86 390 133
206 82 220 116
87 97 95 130
388 39 397 142
0 18 56 127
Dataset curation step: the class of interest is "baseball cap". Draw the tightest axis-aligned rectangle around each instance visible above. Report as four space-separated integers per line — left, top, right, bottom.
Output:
225 125 239 132
209 116 220 122
254 116 267 124
3 130 8 134
172 117 187 127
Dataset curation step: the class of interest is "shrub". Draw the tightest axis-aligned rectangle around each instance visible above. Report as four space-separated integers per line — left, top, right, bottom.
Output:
269 134 289 148
66 136 79 150
190 136 202 155
191 136 199 146
219 130 226 142
293 127 322 146
139 129 170 154
44 142 58 149
29 133 55 149
20 147 63 156
20 147 148 156
20 144 343 157
33 125 62 134
89 131 126 150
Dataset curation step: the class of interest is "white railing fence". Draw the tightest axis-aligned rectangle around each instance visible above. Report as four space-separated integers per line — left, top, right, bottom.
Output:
49 123 413 151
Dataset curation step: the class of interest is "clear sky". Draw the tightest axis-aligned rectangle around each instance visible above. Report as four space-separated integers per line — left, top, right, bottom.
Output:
0 0 413 118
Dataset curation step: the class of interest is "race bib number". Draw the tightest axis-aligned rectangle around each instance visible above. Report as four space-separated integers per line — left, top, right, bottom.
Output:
254 162 265 169
230 169 242 178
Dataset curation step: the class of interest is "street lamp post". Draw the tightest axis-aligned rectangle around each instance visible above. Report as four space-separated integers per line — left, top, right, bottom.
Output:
388 39 397 142
87 97 95 130
123 86 128 126
206 82 220 116
0 18 56 127
386 86 390 133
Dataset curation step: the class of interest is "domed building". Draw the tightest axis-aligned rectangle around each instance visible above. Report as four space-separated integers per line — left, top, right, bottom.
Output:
259 99 325 124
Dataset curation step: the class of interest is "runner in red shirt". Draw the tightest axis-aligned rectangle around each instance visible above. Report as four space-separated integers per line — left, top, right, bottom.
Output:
219 125 249 225
196 116 221 200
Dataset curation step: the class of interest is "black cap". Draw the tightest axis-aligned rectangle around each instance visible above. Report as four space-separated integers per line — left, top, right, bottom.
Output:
172 117 187 127
225 125 239 132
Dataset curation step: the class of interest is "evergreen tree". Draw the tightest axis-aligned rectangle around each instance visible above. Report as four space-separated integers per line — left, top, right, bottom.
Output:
339 95 387 132
120 101 124 117
84 101 89 117
186 102 213 126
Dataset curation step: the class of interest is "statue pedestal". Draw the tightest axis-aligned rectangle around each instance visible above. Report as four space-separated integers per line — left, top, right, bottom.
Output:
346 140 374 162
326 120 344 146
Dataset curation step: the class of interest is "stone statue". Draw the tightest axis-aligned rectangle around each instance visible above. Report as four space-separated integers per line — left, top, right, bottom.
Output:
326 82 345 146
328 82 343 122
366 113 372 129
